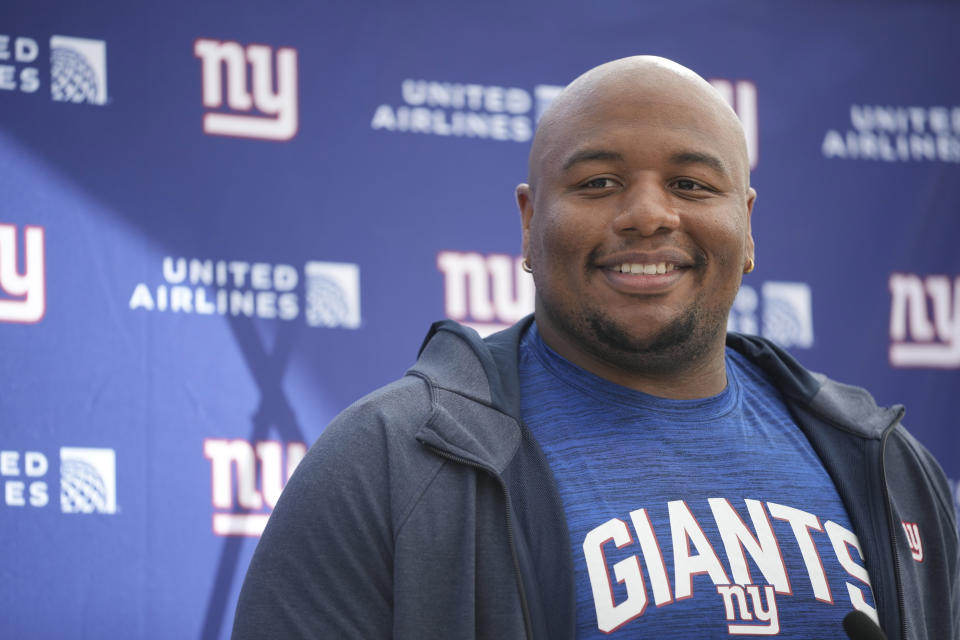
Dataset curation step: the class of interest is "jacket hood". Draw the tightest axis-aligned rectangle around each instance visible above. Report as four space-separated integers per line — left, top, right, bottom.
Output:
407 317 532 472
414 316 532 418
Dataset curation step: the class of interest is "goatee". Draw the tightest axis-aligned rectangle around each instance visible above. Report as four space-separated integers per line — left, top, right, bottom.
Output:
581 306 721 375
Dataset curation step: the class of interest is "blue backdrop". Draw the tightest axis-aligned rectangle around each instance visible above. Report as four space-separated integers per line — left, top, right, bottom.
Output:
1 1 958 638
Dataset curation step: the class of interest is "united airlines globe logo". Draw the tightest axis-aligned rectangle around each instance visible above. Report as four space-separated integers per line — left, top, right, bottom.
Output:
49 35 108 106
50 47 99 103
59 447 117 514
304 261 361 329
305 274 350 327
60 458 109 513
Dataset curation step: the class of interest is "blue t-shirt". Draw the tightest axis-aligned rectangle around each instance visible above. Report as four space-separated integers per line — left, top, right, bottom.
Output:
518 323 877 638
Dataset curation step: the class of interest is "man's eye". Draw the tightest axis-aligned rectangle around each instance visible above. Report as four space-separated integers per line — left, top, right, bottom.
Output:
672 179 703 190
582 178 616 189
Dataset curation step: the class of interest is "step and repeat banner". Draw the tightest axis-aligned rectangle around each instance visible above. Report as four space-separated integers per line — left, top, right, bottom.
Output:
1 1 958 638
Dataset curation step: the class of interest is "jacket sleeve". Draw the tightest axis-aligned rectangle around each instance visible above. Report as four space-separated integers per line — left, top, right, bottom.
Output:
230 395 401 639
913 432 960 635
890 424 960 638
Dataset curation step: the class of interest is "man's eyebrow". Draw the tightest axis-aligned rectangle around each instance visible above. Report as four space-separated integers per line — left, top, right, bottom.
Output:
561 149 624 172
560 148 731 178
670 150 729 177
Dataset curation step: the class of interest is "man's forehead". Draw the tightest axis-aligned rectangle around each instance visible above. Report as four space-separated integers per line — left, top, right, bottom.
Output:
528 57 749 186
546 109 739 176
551 145 734 190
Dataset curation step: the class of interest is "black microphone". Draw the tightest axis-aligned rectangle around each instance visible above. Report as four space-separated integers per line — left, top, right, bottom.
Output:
843 610 888 640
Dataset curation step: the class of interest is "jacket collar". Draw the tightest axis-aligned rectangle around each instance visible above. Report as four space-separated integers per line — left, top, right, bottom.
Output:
726 332 903 439
414 315 532 418
408 317 532 472
410 316 901 467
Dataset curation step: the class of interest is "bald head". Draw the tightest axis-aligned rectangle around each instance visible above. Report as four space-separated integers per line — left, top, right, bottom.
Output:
528 56 751 194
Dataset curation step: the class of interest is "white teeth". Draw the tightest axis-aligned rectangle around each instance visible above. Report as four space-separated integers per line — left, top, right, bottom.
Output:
614 263 676 274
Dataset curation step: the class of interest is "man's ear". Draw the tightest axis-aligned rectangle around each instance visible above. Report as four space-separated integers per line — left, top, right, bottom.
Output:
516 183 534 261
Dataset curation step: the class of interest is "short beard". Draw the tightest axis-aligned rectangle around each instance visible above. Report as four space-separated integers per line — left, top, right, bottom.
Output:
590 307 698 354
572 304 724 376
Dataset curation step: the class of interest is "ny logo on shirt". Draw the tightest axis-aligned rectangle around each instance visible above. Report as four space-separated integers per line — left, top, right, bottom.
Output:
583 498 879 634
716 584 779 635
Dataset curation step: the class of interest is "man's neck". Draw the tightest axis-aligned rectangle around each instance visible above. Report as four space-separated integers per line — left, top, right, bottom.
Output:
536 322 729 400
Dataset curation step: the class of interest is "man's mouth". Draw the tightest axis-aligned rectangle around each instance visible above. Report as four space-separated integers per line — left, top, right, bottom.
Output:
606 263 678 275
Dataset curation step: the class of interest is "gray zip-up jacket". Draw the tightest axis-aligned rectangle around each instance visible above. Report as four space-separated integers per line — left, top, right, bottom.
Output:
232 317 959 639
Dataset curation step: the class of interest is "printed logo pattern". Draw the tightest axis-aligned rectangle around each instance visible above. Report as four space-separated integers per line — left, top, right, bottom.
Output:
205 439 306 536
2 447 119 514
716 584 779 635
129 257 361 329
371 79 547 142
889 273 960 368
371 77 758 165
901 521 923 562
0 223 46 323
60 447 117 514
194 38 298 141
50 35 107 105
729 282 814 349
304 261 361 329
584 499 879 634
1 450 49 507
437 251 533 336
823 105 960 163
0 35 40 93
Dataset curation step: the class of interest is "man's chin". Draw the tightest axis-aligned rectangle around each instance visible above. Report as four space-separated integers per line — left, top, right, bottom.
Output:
575 306 729 377
588 310 699 357
537 298 727 377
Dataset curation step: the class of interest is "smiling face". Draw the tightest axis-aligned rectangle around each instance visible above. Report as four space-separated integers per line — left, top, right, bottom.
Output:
517 57 755 397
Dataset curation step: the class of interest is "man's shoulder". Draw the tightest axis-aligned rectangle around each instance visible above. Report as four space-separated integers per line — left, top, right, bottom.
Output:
305 316 530 472
726 332 821 401
320 373 435 448
409 316 531 416
885 418 956 523
727 332 904 439
318 317 517 443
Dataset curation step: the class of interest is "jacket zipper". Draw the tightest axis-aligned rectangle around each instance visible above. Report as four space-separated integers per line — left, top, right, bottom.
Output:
878 424 908 640
791 401 907 639
425 445 535 640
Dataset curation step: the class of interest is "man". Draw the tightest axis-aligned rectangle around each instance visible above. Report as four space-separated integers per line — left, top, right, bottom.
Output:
232 57 958 639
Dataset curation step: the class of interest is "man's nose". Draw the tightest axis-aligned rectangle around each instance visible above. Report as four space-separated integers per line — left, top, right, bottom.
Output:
613 181 680 236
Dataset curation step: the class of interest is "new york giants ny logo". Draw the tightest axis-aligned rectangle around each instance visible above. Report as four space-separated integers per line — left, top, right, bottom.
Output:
889 273 960 368
436 251 534 336
716 584 780 635
194 38 299 141
0 223 45 323
204 438 307 536
901 521 923 562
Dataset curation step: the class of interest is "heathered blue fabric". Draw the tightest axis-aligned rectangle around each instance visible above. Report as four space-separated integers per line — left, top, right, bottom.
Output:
519 323 877 638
